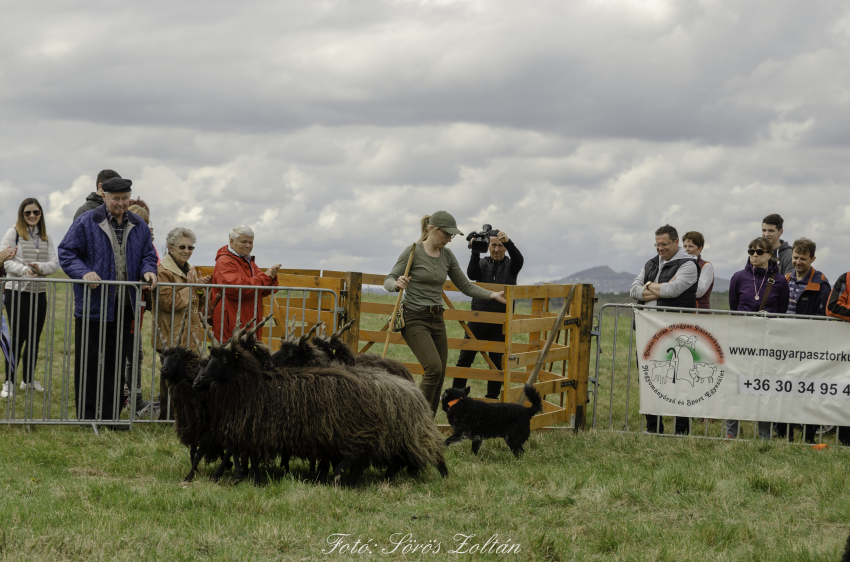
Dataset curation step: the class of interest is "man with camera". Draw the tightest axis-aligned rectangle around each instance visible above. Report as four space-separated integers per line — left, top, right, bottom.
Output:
451 225 524 399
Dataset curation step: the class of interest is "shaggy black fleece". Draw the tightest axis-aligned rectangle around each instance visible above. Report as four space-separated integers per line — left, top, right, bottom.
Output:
160 346 231 481
441 385 542 458
841 530 850 562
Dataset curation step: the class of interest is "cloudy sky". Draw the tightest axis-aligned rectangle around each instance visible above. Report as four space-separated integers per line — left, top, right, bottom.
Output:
2 0 849 285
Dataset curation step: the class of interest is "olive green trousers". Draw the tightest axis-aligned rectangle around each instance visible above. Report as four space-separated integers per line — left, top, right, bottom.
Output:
400 309 448 416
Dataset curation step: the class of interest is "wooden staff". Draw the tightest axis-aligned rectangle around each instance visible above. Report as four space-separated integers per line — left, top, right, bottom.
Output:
516 284 577 405
383 243 416 358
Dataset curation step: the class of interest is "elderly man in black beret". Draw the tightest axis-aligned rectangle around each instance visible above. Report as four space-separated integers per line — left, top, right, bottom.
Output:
58 177 158 427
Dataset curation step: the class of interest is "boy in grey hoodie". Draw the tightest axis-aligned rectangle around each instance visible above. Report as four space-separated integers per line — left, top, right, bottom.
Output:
73 170 121 220
762 213 793 275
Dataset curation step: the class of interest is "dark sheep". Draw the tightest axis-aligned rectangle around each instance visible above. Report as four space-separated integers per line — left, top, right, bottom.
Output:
313 320 415 383
159 345 232 482
295 321 447 479
155 310 234 484
195 326 387 486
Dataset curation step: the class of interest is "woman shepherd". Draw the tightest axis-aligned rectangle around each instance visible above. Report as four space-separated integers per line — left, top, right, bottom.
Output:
384 211 506 416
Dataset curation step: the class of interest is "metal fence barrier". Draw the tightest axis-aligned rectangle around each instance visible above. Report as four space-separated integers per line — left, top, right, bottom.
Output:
590 303 847 445
0 277 338 432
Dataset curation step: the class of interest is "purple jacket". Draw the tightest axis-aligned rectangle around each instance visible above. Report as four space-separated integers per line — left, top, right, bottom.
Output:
58 204 158 321
729 259 789 313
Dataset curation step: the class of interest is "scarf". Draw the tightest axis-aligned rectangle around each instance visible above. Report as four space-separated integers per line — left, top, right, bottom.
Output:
169 253 191 275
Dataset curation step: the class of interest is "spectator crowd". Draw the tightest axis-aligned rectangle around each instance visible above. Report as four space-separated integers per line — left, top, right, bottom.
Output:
629 215 850 443
1 169 850 439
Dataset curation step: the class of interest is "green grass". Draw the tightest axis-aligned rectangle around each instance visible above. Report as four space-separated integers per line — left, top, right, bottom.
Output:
0 426 849 561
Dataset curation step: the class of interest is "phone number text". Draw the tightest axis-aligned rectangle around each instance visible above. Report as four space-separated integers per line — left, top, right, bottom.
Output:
739 376 850 398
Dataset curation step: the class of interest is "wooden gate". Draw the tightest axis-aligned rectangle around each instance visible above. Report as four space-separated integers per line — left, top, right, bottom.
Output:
195 267 595 430
328 272 595 431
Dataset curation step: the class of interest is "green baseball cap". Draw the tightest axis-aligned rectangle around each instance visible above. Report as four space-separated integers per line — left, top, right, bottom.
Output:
429 210 464 236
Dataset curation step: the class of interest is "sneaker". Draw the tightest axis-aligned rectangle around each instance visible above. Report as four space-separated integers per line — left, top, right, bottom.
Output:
19 381 45 392
138 400 160 418
0 382 10 398
135 399 152 415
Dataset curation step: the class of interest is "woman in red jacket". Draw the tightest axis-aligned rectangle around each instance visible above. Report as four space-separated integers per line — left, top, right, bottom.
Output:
210 225 280 342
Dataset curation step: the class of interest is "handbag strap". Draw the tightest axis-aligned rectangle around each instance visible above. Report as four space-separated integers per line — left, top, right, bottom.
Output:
758 269 779 312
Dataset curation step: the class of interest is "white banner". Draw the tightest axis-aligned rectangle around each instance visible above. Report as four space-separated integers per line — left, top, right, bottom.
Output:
634 309 850 426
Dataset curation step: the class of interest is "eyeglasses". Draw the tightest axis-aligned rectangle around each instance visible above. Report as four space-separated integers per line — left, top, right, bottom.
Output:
439 228 455 241
23 210 41 217
654 242 672 249
177 245 195 251
747 248 767 256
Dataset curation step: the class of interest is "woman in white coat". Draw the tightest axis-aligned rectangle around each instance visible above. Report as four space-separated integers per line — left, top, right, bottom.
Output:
0 199 59 397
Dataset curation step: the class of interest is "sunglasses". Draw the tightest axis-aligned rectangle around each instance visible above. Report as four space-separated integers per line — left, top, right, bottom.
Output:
23 210 41 217
747 248 767 256
177 245 195 251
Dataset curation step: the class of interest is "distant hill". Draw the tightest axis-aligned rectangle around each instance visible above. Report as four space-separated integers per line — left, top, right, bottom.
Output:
552 265 730 294
552 266 636 294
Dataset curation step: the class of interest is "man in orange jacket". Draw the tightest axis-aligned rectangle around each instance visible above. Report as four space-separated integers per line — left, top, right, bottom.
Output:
210 225 280 342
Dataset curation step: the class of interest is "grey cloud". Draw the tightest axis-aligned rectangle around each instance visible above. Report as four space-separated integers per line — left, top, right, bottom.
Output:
1 1 846 144
2 1 850 289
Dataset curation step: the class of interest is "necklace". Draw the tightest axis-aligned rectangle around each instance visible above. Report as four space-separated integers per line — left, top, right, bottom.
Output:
752 268 768 301
30 227 40 255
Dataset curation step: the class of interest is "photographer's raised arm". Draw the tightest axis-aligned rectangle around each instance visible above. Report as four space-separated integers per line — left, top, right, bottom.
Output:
467 248 482 280
504 239 524 276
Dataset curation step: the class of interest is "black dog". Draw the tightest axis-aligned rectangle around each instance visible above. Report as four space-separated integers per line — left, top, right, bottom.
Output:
441 385 542 458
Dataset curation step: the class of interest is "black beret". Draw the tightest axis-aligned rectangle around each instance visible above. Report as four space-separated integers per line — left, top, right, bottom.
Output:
102 178 133 193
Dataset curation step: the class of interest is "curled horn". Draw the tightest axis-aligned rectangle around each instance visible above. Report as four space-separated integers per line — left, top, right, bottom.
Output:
244 313 274 340
223 319 247 352
193 334 207 358
197 315 220 347
286 315 299 342
332 319 356 339
174 309 190 347
155 325 168 350
235 318 255 341
298 322 322 345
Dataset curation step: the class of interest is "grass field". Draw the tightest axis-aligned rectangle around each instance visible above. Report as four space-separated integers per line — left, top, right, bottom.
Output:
1 279 849 560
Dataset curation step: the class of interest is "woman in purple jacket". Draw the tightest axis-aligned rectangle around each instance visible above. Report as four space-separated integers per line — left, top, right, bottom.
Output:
725 236 789 440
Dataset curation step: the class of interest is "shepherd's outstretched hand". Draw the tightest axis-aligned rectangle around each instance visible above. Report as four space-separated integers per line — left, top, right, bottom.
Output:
491 291 507 304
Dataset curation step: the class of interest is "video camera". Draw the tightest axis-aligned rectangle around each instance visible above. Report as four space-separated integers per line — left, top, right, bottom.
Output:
466 224 500 254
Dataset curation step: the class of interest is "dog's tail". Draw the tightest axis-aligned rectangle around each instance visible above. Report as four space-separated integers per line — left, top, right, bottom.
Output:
523 384 543 417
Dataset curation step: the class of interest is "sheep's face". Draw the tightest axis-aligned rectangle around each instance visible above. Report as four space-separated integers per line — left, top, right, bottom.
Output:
270 339 325 368
311 337 334 360
193 345 236 389
239 335 272 365
327 336 356 365
440 386 470 413
160 347 199 385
